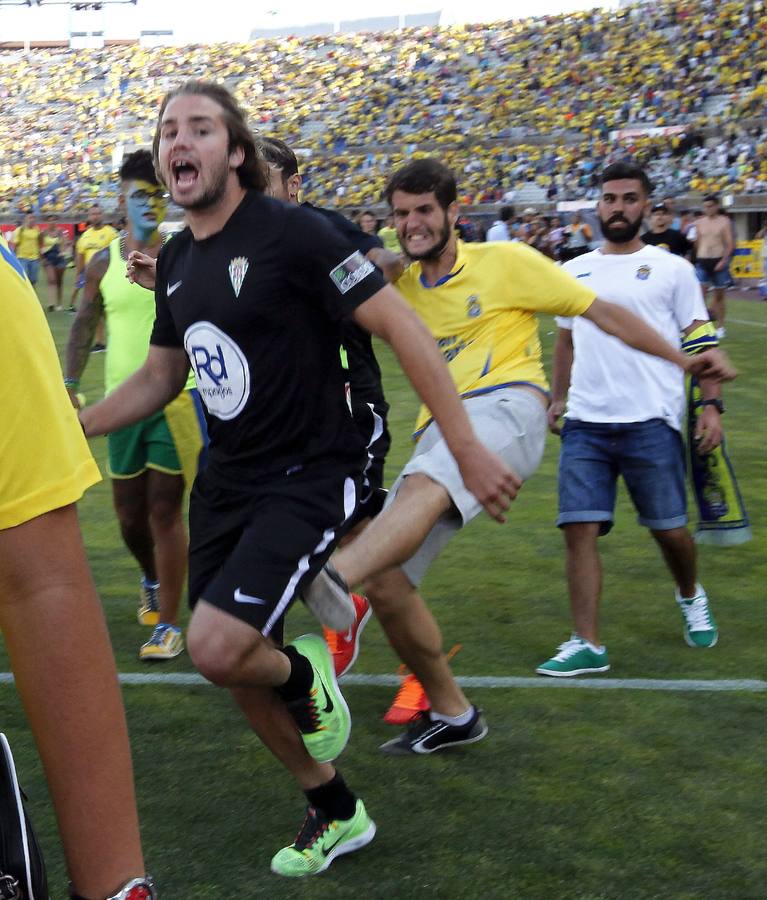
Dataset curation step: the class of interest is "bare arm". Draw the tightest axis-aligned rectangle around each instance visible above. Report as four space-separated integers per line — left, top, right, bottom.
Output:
582 298 736 381
365 247 405 284
683 318 723 454
64 253 108 404
547 328 574 434
353 285 521 521
715 220 735 270
79 345 190 437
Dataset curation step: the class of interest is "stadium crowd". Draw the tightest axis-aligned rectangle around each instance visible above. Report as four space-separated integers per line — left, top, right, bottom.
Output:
1 0 766 214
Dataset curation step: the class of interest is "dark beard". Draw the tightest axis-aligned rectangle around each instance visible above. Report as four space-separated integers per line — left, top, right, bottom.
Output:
600 214 643 244
407 215 452 261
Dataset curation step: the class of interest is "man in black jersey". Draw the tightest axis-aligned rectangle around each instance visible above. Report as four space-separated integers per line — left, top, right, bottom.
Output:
641 203 690 257
259 136 402 679
81 80 519 877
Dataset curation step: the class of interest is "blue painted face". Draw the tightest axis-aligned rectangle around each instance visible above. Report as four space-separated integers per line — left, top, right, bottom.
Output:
125 179 167 241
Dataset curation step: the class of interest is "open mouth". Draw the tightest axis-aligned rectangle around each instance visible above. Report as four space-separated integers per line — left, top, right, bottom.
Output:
171 158 199 189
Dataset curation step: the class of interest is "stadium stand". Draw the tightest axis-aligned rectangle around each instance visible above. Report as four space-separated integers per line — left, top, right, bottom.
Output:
1 0 766 215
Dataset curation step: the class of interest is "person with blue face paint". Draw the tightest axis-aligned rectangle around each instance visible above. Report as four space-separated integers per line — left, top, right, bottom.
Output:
65 150 207 662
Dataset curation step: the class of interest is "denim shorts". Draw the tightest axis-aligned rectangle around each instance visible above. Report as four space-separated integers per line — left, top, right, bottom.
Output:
19 257 40 285
557 418 687 535
695 257 733 289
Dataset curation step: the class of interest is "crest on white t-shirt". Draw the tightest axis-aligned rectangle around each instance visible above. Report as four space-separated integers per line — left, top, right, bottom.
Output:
636 265 651 281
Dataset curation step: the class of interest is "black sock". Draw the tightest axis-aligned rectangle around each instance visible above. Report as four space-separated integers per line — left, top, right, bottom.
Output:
305 771 357 821
275 645 313 703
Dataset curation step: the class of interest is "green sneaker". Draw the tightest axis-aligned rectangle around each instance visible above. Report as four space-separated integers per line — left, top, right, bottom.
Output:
536 635 610 677
285 634 351 763
270 799 376 877
676 587 718 648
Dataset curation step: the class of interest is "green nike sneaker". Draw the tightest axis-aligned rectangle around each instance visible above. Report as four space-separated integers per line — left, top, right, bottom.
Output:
271 799 376 877
536 635 610 677
285 634 351 763
676 587 718 648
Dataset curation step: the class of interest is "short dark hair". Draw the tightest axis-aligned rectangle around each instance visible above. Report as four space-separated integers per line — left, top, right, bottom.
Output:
258 136 299 180
119 149 159 186
702 194 720 205
599 162 653 196
499 205 514 221
152 80 267 192
384 158 457 210
359 209 377 220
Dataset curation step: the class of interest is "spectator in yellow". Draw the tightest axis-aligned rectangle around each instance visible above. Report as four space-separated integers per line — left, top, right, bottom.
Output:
11 213 42 287
69 204 117 312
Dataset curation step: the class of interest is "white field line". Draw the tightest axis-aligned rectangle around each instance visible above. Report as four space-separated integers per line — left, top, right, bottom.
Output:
728 317 767 327
0 672 764 692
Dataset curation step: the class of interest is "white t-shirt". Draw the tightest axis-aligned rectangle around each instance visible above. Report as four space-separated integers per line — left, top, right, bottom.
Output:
486 220 510 242
557 245 707 431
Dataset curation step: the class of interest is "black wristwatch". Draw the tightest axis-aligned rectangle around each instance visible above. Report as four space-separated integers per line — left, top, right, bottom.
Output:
699 398 725 414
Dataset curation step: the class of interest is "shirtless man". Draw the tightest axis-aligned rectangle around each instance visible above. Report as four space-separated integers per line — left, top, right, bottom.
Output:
694 195 735 338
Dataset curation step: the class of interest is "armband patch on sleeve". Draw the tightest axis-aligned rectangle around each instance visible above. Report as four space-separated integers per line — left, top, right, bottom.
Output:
682 322 718 355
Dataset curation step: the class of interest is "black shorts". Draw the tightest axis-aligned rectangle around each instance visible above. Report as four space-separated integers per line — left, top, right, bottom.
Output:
188 465 361 644
348 400 390 529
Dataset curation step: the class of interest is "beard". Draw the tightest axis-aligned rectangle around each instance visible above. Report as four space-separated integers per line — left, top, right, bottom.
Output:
172 157 230 211
405 214 453 261
599 213 643 243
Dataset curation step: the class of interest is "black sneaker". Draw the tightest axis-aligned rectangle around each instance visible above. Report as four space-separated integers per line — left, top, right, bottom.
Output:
0 733 48 900
379 706 488 755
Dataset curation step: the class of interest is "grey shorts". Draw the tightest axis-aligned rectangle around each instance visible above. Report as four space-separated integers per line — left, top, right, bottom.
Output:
387 388 547 587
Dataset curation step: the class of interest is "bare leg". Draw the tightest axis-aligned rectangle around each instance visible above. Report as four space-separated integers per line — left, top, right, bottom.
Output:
112 474 156 580
0 505 144 897
333 474 452 586
709 287 726 330
187 601 334 786
650 526 697 597
365 567 469 716
146 470 186 625
563 523 603 646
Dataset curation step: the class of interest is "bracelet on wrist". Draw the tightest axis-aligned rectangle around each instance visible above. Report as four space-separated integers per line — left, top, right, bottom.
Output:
64 378 79 389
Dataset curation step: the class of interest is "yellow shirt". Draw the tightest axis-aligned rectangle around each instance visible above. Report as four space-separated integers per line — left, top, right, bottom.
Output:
76 224 118 266
12 226 41 260
395 240 596 435
0 236 100 528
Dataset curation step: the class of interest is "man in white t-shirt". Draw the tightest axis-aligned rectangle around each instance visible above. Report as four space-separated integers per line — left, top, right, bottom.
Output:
485 205 514 242
539 162 726 677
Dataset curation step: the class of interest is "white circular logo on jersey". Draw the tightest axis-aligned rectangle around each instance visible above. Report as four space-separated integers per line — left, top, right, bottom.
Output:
184 320 250 420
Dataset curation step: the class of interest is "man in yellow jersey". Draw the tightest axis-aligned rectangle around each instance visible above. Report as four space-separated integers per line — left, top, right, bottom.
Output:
305 158 735 754
66 150 206 661
10 213 43 288
69 203 118 313
0 234 156 898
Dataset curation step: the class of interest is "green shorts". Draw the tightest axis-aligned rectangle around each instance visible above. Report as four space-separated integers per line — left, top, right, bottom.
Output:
107 410 182 480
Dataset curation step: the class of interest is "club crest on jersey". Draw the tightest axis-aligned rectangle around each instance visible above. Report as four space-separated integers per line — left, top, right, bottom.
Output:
466 295 482 318
636 265 651 281
228 257 249 298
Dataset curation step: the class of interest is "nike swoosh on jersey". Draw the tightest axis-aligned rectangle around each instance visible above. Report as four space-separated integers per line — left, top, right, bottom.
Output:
233 588 268 605
167 280 183 296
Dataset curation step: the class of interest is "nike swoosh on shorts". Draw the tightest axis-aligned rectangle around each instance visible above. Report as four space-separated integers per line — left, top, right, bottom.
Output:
233 588 268 605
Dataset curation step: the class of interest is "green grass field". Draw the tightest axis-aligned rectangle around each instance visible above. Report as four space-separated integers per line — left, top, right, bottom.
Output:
1 282 765 898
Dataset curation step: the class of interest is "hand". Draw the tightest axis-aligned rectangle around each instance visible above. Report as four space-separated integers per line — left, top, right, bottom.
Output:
547 400 566 435
455 441 523 523
694 405 723 455
66 387 81 411
714 259 726 272
684 349 737 382
126 251 157 291
366 247 405 284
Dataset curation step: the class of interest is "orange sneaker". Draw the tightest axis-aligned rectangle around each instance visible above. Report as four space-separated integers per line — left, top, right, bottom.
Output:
383 670 429 725
382 645 461 725
323 593 372 678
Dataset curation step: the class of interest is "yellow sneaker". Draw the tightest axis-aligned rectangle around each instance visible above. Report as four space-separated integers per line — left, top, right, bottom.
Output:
138 578 160 627
139 624 184 661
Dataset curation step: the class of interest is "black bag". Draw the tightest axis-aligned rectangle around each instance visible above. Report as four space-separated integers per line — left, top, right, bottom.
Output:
0 734 48 900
